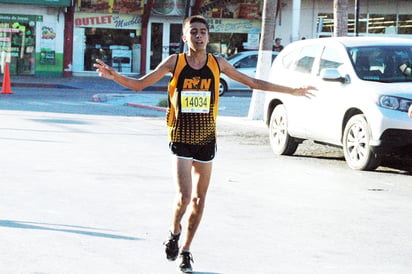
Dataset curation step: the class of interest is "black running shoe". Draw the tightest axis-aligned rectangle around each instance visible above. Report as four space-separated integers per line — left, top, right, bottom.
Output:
179 250 193 273
163 232 180 261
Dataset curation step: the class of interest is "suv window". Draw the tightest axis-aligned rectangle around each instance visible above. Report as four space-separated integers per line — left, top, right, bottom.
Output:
318 46 344 74
282 49 299 70
293 45 320 74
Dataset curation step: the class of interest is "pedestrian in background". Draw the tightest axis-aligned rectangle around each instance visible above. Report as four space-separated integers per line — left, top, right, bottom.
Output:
273 37 284 52
94 15 314 273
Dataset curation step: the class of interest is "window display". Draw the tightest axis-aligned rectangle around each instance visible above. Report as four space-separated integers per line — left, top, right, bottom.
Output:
83 27 139 72
0 21 35 75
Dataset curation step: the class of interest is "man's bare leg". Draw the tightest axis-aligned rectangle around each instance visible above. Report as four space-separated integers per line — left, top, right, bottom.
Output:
171 157 194 234
164 157 193 261
181 161 213 251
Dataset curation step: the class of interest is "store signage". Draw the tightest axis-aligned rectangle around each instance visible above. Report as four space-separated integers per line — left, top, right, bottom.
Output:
0 14 43 23
75 13 142 30
206 18 261 34
0 0 71 6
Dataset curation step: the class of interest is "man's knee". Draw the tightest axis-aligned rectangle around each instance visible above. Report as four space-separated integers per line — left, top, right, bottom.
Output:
191 196 206 210
177 192 192 207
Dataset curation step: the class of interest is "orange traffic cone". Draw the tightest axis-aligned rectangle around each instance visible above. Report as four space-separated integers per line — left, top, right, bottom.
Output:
1 62 13 94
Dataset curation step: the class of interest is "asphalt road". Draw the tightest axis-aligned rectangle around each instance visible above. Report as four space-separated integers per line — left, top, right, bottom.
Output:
0 84 411 273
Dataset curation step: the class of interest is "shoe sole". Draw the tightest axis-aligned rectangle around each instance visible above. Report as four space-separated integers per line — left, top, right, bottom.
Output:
167 255 178 261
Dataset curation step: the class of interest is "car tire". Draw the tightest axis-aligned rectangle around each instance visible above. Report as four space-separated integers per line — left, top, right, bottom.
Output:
269 104 298 155
343 114 381 171
219 79 227 96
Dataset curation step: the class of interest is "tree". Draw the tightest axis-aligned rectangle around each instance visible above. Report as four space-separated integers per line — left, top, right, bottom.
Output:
248 0 277 120
334 0 348 37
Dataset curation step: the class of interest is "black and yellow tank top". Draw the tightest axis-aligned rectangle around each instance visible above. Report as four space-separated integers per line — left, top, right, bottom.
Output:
166 53 220 145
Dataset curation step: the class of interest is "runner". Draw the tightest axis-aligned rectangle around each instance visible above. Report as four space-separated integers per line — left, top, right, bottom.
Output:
94 15 315 273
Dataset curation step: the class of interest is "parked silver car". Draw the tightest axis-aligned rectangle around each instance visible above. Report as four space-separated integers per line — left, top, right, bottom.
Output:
264 37 412 170
220 50 278 96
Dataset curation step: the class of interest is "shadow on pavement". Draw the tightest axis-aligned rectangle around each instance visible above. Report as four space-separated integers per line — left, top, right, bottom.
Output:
0 219 140 240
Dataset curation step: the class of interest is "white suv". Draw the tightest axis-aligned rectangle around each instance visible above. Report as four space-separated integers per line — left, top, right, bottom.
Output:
264 37 412 171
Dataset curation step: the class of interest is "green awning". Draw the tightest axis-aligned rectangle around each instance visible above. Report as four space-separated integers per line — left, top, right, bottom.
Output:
0 0 71 6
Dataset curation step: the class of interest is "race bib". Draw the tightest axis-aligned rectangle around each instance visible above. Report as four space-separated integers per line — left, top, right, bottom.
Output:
181 91 211 113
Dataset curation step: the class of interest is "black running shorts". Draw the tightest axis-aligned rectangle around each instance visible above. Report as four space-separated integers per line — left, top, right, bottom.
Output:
169 142 217 163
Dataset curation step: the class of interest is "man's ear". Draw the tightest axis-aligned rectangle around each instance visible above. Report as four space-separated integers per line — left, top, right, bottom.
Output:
182 35 187 43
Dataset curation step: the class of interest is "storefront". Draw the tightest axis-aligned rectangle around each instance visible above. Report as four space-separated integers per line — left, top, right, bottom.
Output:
146 0 262 73
73 0 263 75
73 0 143 75
0 0 71 76
202 0 262 56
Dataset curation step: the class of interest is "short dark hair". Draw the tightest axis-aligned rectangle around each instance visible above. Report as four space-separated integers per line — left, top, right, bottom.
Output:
182 15 209 33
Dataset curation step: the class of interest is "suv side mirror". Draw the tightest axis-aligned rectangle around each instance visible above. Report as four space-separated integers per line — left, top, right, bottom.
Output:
320 68 350 84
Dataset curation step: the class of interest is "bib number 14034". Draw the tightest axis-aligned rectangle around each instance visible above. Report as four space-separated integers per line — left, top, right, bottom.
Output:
181 91 211 113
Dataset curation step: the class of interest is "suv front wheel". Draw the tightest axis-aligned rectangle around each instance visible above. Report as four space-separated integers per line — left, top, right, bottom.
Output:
269 104 298 155
343 114 381 170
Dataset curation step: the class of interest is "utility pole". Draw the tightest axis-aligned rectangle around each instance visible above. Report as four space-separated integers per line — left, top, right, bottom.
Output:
334 0 348 37
248 0 277 120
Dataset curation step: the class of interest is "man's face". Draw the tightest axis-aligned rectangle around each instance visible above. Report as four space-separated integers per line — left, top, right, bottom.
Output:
183 22 209 50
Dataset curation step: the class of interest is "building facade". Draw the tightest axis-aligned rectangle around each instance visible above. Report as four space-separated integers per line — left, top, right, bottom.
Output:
0 0 72 76
72 0 263 75
3 0 412 78
276 0 412 45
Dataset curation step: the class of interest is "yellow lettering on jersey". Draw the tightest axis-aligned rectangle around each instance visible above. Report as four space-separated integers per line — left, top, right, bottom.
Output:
183 77 211 90
183 78 193 89
200 79 211 90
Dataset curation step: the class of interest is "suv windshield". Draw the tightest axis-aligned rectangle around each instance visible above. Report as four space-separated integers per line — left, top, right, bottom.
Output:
349 45 412 82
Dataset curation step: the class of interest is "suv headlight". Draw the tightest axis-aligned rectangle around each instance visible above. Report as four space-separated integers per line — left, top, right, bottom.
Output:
379 95 412 112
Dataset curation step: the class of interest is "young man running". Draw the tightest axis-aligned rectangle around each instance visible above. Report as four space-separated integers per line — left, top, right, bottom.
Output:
94 15 314 273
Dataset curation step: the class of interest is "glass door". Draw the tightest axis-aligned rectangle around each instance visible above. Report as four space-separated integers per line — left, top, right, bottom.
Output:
148 20 182 72
169 23 182 55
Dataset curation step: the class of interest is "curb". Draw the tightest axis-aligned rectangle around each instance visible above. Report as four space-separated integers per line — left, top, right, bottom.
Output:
126 102 166 112
1 82 79 89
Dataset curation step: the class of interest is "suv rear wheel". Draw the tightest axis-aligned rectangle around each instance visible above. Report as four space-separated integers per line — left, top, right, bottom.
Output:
343 114 381 170
269 104 298 155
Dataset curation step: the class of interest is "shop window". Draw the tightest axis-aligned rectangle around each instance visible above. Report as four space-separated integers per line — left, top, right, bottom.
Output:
0 22 35 75
318 13 367 34
207 33 248 57
150 23 163 70
83 27 139 72
169 24 182 55
348 13 367 33
368 14 397 34
398 15 412 34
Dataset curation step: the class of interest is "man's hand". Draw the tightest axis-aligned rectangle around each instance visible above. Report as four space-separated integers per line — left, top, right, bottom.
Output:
292 86 317 98
409 104 412 118
93 59 117 80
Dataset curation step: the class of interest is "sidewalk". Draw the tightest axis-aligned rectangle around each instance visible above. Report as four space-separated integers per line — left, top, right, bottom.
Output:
1 74 268 126
1 74 171 91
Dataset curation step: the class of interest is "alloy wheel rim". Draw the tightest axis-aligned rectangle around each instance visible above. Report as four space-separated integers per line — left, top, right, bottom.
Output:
272 113 286 146
346 124 368 162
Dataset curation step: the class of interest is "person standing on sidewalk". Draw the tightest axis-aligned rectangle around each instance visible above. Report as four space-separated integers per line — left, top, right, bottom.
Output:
94 15 315 273
273 37 284 52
